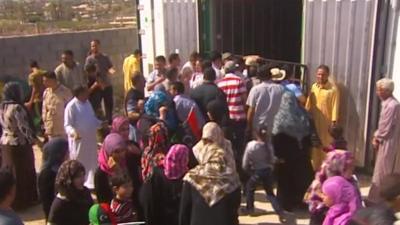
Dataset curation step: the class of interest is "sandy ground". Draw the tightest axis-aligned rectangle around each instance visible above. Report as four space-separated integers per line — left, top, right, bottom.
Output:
19 147 371 225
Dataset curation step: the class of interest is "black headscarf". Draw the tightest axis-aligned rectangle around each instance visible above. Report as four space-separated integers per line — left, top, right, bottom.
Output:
42 138 69 172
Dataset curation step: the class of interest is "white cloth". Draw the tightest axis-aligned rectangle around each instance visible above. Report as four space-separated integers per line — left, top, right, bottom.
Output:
64 97 101 189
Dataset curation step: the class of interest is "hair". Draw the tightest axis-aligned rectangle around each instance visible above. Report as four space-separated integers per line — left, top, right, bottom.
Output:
201 60 212 71
248 66 258 78
257 64 272 80
43 71 57 80
350 206 396 225
210 51 222 62
171 81 185 94
317 64 330 74
189 51 200 61
256 125 268 139
379 173 400 201
30 60 39 68
91 39 100 45
329 124 344 140
134 49 141 56
203 67 216 82
63 50 74 57
376 78 395 93
131 71 142 83
224 60 237 74
0 168 15 202
55 160 86 200
168 53 180 64
72 86 88 97
234 56 245 67
155 55 167 64
84 63 97 73
110 173 132 189
166 67 178 80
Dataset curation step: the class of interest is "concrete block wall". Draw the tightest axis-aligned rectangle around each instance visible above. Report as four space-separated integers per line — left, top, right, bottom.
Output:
0 28 139 111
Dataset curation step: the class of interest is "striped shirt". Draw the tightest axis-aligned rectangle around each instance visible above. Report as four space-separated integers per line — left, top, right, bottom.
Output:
217 73 247 121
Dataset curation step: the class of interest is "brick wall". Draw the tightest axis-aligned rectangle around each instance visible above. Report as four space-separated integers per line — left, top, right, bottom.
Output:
0 28 138 111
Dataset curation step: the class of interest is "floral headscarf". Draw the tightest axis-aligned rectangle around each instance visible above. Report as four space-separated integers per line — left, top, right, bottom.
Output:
98 133 127 175
272 91 311 143
111 116 130 141
322 176 361 225
141 122 169 181
184 122 240 206
144 91 167 117
305 150 355 213
164 144 189 180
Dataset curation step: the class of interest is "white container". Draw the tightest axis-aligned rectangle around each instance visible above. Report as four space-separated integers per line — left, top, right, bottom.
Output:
138 0 199 76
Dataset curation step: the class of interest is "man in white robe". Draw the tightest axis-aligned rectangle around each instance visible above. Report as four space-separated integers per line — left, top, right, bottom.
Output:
368 78 400 203
64 86 101 189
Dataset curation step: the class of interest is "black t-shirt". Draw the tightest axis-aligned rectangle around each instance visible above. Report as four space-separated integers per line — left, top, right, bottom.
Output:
190 82 229 120
47 188 93 225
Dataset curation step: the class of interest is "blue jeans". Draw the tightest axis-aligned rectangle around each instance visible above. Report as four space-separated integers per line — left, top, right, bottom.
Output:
246 168 282 214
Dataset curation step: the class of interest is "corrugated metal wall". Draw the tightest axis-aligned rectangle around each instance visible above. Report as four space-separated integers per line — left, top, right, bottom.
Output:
303 0 378 166
163 0 198 61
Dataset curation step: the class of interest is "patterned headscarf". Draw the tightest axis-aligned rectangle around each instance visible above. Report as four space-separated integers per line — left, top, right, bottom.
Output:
164 144 189 180
141 122 169 181
272 91 311 143
98 133 127 175
322 176 361 225
111 116 130 141
305 150 355 213
183 123 240 206
200 122 236 169
144 91 167 117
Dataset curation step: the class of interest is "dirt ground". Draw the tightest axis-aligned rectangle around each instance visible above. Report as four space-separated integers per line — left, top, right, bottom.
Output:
19 147 371 225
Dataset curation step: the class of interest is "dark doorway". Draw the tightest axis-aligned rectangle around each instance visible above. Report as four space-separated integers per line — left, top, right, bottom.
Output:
199 0 303 62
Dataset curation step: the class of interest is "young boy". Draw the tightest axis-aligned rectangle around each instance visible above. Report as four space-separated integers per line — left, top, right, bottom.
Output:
110 173 137 223
324 124 348 152
242 126 287 218
0 168 24 225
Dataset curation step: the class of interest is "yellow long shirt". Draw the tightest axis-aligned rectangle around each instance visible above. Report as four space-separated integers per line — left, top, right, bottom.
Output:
305 82 339 169
123 55 140 93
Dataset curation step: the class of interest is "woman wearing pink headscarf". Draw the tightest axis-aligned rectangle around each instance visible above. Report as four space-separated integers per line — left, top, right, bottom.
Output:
94 133 127 203
140 144 189 225
304 150 362 225
321 176 361 225
111 116 143 220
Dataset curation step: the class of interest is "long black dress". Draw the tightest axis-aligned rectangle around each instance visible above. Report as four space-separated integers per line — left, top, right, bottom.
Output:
272 133 314 212
140 167 183 225
179 182 241 225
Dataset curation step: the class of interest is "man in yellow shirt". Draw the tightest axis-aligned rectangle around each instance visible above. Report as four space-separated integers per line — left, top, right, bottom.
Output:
305 65 339 170
123 49 142 94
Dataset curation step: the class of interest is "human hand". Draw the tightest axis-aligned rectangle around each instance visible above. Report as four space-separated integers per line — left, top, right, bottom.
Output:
71 130 81 140
372 137 380 150
159 106 168 120
155 76 166 84
24 102 33 110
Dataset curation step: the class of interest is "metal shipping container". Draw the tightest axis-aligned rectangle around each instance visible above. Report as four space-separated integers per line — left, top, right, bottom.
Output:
303 0 379 167
138 0 199 76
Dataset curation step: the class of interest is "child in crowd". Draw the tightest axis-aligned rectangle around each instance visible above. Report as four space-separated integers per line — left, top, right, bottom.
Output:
110 173 137 223
379 173 400 211
242 126 290 221
324 124 347 152
0 168 24 225
321 176 362 225
47 160 94 225
89 203 117 225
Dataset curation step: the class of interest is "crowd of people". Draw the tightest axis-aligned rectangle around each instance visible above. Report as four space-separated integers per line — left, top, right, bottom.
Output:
0 39 400 225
